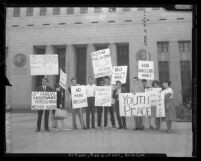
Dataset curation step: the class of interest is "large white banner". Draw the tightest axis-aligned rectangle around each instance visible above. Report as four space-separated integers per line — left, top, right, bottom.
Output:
111 66 127 84
71 86 88 109
30 55 58 75
145 88 165 117
91 48 112 78
119 93 151 117
138 61 154 80
31 92 57 110
59 69 67 90
95 86 112 107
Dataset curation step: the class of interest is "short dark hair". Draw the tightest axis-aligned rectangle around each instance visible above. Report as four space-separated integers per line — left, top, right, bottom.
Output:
133 77 138 80
116 80 121 84
42 77 48 82
88 76 93 79
71 77 76 82
142 79 147 82
152 80 160 87
104 76 110 80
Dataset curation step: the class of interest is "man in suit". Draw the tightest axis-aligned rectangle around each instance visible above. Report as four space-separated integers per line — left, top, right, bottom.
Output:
113 81 127 129
68 78 86 130
36 77 53 132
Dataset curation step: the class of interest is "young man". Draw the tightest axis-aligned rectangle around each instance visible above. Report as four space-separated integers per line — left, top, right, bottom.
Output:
36 77 52 132
142 79 155 129
113 81 127 129
96 79 104 128
68 78 86 130
85 76 97 129
103 76 116 128
131 77 144 130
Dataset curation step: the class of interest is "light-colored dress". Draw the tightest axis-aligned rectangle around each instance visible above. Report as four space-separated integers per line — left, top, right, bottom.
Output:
163 87 176 121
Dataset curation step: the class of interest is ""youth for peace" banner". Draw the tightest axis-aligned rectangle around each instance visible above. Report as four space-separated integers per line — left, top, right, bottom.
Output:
91 48 112 78
31 92 57 110
95 86 112 107
30 55 58 75
71 86 88 109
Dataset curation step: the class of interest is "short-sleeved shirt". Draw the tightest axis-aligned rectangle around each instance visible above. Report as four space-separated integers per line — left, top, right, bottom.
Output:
86 84 97 97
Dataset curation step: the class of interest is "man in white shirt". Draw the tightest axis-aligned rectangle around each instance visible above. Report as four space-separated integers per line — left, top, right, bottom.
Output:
85 76 97 129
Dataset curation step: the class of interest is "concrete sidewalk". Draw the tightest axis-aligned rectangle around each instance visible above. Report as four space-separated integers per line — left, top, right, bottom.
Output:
7 113 192 156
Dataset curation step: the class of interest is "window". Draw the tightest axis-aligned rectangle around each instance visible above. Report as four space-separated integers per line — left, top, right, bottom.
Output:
26 7 33 16
137 8 145 11
53 7 60 15
179 41 191 52
13 7 20 17
40 7 47 16
158 61 169 82
108 7 116 12
123 8 131 12
157 42 169 53
80 7 88 14
67 7 74 14
180 61 191 102
94 7 102 13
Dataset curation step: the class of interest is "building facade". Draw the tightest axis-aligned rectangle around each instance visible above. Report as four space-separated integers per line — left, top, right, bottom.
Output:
6 7 192 110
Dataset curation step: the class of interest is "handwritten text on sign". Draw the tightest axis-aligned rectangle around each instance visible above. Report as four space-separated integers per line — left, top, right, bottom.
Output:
59 69 67 90
95 86 111 107
91 48 112 78
138 61 154 80
119 93 151 117
145 88 165 117
111 66 127 84
71 86 88 109
30 55 58 75
31 92 57 110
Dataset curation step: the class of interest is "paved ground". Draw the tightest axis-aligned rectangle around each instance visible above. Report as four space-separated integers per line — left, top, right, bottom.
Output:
6 112 192 156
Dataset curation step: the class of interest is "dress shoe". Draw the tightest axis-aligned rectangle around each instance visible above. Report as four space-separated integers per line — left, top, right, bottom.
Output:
45 129 50 132
35 129 40 132
117 127 123 129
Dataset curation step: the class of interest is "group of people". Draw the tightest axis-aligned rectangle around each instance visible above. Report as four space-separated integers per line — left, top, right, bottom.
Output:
35 76 175 133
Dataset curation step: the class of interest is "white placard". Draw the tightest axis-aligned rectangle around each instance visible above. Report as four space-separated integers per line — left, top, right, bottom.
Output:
95 86 112 107
111 66 127 84
30 55 58 75
91 48 112 78
31 92 57 110
59 69 67 90
71 86 88 109
138 61 154 80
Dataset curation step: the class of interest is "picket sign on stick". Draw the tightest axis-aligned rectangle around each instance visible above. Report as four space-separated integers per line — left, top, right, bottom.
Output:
30 55 59 75
91 48 112 78
138 60 154 80
111 66 127 84
59 68 67 90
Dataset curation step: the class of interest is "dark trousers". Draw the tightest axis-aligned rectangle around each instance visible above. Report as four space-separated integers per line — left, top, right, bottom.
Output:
115 101 126 128
86 97 95 128
37 110 49 130
104 105 115 127
72 108 84 129
97 106 103 127
155 118 161 129
134 117 143 129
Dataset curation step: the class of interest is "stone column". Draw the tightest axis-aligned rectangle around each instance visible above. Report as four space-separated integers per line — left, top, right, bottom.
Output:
86 44 95 82
169 41 183 106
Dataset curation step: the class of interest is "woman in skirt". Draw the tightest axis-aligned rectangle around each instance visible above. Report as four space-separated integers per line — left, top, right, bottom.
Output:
162 81 176 133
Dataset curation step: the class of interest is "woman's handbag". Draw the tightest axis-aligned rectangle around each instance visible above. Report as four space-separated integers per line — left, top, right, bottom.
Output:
54 108 67 120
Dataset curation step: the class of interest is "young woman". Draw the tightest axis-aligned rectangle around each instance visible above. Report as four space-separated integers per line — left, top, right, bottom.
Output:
152 80 161 130
52 84 69 131
162 81 175 133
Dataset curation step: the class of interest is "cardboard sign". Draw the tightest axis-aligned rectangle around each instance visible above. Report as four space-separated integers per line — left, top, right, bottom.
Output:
95 86 112 107
31 92 57 110
111 66 127 84
119 93 151 117
30 55 58 75
145 88 165 117
59 69 67 90
71 86 88 109
138 61 154 80
91 48 112 78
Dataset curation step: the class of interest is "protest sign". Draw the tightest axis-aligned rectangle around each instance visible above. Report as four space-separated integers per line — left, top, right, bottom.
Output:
111 66 127 84
31 92 57 110
59 69 67 90
91 48 112 78
138 60 154 80
145 88 165 117
95 86 111 107
30 55 58 75
119 92 151 117
71 86 88 109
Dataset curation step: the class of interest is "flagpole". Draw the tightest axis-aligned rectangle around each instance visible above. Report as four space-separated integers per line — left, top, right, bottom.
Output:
103 106 104 130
